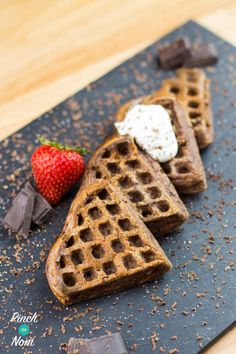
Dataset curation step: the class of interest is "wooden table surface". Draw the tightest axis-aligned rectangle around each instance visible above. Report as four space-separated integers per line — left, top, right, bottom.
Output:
0 1 235 353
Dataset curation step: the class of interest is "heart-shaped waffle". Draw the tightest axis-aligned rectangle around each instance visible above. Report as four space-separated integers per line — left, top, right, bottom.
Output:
81 135 188 235
116 95 207 195
46 181 172 305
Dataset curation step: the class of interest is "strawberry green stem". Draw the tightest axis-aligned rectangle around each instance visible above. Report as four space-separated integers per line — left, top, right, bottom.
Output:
37 136 91 155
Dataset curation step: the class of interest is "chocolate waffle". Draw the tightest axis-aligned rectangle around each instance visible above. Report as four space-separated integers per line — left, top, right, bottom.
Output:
46 181 172 305
116 95 207 195
81 135 188 235
158 68 213 149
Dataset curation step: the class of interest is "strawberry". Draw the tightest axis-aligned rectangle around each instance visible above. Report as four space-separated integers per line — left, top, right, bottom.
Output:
31 136 90 205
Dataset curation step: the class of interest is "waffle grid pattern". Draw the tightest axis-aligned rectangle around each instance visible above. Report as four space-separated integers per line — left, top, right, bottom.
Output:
140 96 202 185
58 185 163 291
88 139 177 224
160 68 213 148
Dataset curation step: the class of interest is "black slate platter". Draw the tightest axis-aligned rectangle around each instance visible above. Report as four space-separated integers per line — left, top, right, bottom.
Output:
0 21 235 354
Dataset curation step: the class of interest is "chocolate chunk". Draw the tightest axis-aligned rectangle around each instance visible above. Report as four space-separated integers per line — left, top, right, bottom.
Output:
67 333 128 354
3 186 35 238
184 43 218 67
158 37 191 70
67 338 91 354
25 182 52 224
32 192 52 224
2 182 52 236
88 333 128 354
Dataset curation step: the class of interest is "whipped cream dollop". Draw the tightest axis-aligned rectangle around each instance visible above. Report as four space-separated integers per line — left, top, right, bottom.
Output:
115 104 178 163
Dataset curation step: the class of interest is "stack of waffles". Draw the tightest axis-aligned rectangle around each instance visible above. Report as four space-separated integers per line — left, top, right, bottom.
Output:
46 68 213 305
